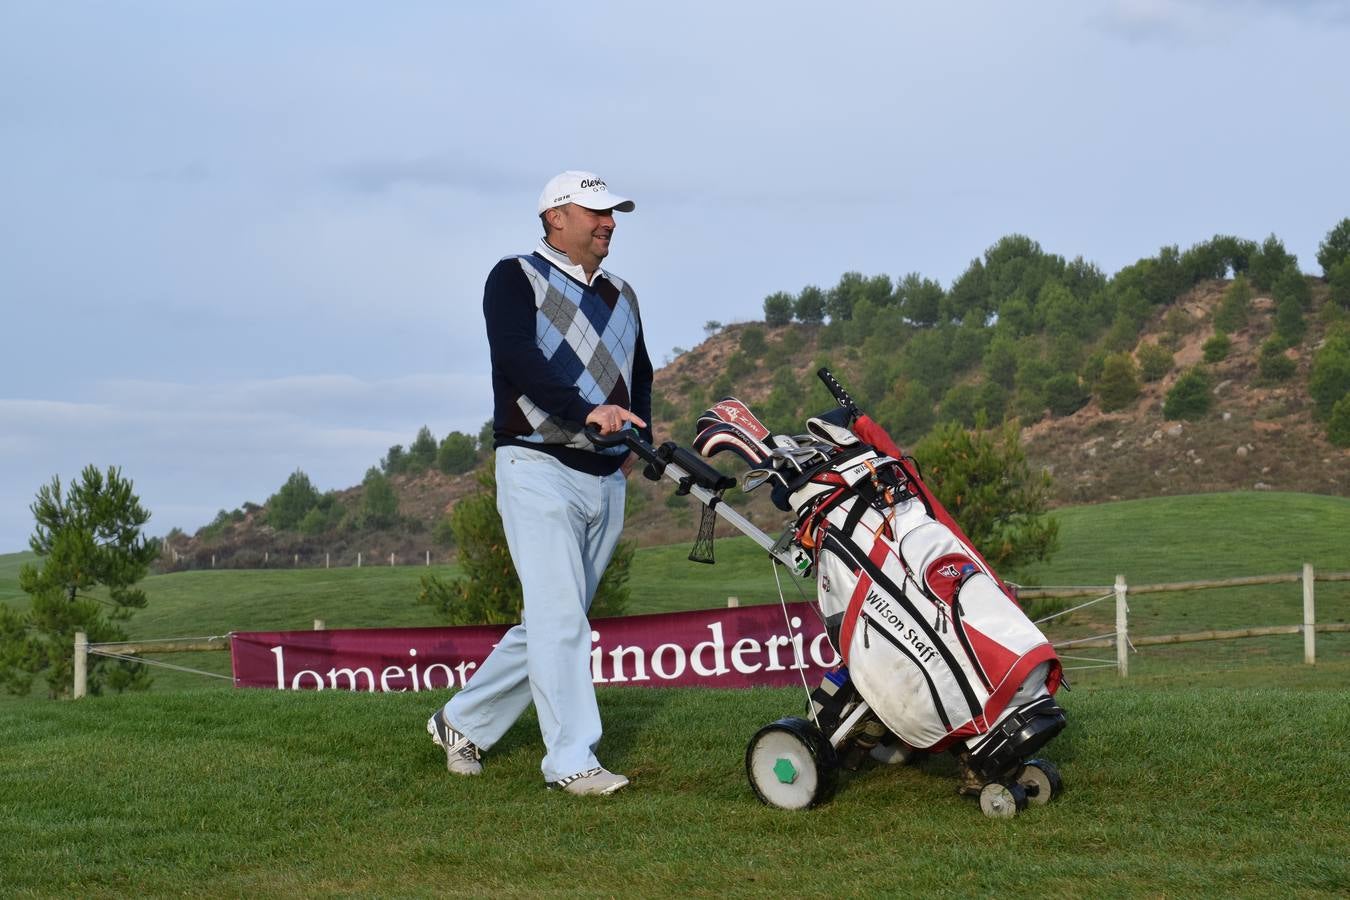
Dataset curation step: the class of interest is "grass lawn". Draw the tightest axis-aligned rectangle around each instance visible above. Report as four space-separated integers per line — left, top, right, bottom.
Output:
2 493 1349 894
1 667 1347 897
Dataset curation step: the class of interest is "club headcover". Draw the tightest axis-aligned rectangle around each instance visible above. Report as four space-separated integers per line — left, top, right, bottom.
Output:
692 422 770 467
806 406 860 448
693 398 775 467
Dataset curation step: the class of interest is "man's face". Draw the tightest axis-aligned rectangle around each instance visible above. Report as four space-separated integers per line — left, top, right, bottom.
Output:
550 203 617 269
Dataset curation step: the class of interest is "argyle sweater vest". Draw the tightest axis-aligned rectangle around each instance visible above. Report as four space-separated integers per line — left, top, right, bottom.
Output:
483 251 653 476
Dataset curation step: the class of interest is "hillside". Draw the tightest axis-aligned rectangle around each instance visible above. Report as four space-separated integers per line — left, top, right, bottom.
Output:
171 252 1350 566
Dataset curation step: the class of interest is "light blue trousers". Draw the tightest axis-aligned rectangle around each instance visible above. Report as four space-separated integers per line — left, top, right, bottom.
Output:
443 445 626 782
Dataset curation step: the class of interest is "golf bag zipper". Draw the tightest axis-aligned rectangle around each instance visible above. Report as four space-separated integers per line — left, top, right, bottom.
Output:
947 578 994 692
858 609 953 733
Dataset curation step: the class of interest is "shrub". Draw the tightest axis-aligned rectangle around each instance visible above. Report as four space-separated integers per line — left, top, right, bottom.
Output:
266 470 321 530
725 351 754 380
763 292 794 327
1045 373 1089 417
1309 327 1350 420
1136 342 1174 382
1329 257 1350 311
355 467 399 529
1097 353 1141 412
1202 332 1231 363
1162 307 1192 346
437 432 478 475
739 326 767 357
1257 338 1296 382
794 285 827 324
939 383 981 428
1249 234 1295 291
1273 292 1306 345
1213 275 1252 333
407 426 438 473
1327 396 1350 447
1273 268 1312 311
1317 217 1350 277
1163 366 1212 420
913 419 1058 570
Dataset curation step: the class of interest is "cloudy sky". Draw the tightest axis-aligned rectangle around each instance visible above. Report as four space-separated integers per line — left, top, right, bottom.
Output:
2 0 1347 551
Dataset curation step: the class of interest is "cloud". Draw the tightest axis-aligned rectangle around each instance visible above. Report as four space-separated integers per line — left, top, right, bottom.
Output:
0 371 492 551
1093 0 1350 42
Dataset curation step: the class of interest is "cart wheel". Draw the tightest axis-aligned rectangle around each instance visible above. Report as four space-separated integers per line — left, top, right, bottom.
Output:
979 781 1028 819
745 717 837 810
1016 759 1063 805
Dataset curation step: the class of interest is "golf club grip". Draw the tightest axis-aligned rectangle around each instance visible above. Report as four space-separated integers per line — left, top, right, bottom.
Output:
817 368 862 417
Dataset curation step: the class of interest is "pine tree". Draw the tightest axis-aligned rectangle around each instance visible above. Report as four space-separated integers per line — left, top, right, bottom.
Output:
1 466 159 698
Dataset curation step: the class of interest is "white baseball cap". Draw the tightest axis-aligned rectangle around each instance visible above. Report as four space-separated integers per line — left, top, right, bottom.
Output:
537 170 635 215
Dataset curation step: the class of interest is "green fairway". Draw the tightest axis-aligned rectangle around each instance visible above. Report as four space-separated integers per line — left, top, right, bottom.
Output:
2 493 1349 894
1 667 1347 897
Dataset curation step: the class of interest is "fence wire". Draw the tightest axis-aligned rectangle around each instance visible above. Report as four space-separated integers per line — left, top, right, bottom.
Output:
87 648 234 681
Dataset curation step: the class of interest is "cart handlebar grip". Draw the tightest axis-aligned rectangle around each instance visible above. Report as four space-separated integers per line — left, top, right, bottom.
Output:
584 425 735 492
817 368 862 419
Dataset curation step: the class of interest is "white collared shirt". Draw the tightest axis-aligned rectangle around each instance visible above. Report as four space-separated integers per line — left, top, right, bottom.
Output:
536 239 606 286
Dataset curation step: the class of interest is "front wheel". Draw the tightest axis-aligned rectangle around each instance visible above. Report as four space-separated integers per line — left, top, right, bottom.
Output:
979 781 1028 818
745 717 838 810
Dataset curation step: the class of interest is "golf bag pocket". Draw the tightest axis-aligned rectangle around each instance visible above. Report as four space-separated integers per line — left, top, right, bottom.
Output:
898 522 1050 694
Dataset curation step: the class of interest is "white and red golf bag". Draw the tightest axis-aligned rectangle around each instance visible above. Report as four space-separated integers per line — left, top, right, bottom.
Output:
693 372 1066 810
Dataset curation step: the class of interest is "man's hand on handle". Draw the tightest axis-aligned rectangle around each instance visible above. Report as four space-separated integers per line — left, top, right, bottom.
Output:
586 404 646 436
586 405 647 476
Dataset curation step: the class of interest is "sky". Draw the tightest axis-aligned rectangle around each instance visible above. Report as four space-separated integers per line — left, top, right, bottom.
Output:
2 0 1348 552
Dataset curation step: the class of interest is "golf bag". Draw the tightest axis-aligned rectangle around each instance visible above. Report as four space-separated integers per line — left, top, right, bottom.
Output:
587 370 1066 815
692 371 1067 814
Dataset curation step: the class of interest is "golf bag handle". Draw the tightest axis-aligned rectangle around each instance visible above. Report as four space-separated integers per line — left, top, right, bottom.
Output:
817 368 862 420
584 426 736 493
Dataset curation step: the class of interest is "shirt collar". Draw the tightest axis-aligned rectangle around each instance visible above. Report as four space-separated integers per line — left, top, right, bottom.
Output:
536 239 605 286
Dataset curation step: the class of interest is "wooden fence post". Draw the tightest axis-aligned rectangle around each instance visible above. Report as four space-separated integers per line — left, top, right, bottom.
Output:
357 552 362 568
1115 574 1129 678
426 550 430 567
73 631 88 699
1303 563 1316 665
326 553 330 569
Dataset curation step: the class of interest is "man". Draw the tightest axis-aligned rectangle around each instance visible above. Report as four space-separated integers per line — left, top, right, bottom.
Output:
426 171 653 796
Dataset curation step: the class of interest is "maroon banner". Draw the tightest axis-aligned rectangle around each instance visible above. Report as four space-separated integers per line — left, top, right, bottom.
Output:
230 602 840 692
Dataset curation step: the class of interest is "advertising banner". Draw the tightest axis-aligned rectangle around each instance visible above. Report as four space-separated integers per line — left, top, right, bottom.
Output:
230 602 841 693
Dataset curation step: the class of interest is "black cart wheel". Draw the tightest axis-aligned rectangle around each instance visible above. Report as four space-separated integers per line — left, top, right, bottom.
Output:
1016 759 1063 806
979 781 1028 818
745 717 838 810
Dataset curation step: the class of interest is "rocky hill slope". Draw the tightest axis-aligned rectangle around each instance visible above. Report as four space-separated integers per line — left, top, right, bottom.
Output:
169 277 1347 568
